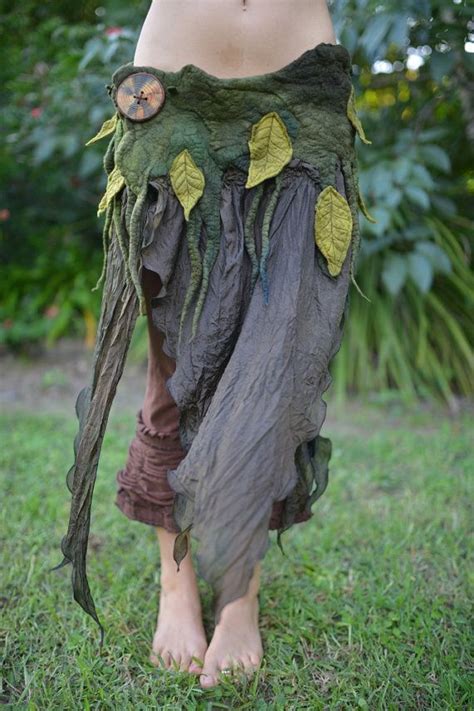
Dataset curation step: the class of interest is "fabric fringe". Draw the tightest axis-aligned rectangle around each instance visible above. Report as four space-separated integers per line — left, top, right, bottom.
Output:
54 231 140 645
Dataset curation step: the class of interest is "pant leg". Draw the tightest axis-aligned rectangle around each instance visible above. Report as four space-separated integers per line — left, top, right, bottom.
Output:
115 266 311 532
115 267 185 532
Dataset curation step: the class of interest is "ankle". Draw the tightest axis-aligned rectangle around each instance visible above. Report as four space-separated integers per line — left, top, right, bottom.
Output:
219 590 259 624
160 571 192 590
160 565 199 594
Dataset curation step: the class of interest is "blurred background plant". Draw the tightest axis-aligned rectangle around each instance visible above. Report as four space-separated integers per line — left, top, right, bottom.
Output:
1 0 473 404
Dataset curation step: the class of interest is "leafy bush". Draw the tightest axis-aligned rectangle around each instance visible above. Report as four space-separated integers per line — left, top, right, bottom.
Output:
1 0 472 402
0 4 143 348
329 0 474 402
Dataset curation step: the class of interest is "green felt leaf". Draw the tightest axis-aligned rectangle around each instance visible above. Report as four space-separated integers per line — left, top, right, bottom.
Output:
347 86 372 145
246 111 293 188
169 149 205 220
97 165 125 216
172 524 193 572
85 114 118 146
314 186 353 277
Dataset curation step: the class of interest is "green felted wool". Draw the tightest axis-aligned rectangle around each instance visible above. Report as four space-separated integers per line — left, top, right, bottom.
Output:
89 42 368 330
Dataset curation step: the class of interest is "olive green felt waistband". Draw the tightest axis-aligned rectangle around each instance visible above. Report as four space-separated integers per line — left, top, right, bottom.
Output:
107 42 357 193
86 41 373 322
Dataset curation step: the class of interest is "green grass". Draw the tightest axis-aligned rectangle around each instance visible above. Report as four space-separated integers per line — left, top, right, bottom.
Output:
0 401 472 709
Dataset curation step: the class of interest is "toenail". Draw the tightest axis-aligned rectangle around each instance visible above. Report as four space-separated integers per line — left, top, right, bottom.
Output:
200 673 214 686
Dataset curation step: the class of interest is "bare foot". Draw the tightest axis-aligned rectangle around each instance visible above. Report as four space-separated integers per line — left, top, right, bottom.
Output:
150 527 208 674
200 562 263 688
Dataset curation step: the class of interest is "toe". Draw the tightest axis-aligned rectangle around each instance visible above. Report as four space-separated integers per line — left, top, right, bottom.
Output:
169 653 181 671
218 656 245 683
219 655 238 672
200 671 218 688
161 651 173 669
179 653 191 672
242 654 254 670
150 648 166 668
189 655 204 674
200 655 220 688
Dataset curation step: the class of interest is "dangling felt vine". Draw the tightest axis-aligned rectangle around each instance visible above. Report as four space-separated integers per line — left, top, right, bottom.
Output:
347 85 372 145
91 200 114 292
97 165 125 217
128 179 150 316
111 195 132 283
244 183 265 291
259 172 284 305
341 157 371 302
358 188 377 224
177 207 203 352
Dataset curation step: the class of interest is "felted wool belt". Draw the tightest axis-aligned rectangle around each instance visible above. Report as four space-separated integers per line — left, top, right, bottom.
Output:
55 41 375 642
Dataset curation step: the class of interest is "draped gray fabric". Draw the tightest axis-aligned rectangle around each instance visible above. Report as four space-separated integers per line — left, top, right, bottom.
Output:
141 159 352 622
55 233 139 641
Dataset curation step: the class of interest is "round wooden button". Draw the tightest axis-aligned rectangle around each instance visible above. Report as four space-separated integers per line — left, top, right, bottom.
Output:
116 72 166 122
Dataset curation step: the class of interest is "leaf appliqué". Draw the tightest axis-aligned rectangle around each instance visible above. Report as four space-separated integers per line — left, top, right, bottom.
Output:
97 165 126 216
347 86 372 145
246 111 293 188
169 149 205 221
85 114 118 146
172 524 193 571
314 185 353 277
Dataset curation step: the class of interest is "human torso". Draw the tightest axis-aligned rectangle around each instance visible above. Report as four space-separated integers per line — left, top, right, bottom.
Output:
134 0 337 77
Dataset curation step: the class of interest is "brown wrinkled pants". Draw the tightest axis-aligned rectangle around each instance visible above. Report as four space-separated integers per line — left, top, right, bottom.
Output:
115 267 311 532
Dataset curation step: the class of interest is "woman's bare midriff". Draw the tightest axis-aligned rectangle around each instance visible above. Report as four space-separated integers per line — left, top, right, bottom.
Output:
134 0 337 78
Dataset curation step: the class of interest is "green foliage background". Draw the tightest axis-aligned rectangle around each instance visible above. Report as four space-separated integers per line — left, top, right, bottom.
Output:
1 0 473 401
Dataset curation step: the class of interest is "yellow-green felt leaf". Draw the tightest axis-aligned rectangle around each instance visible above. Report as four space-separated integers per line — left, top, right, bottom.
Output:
169 149 205 220
246 111 293 188
86 113 118 146
97 165 125 216
357 187 377 223
314 186 353 277
347 86 372 145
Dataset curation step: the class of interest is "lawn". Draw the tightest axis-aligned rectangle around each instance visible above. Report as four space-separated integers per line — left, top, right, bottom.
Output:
0 400 472 709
